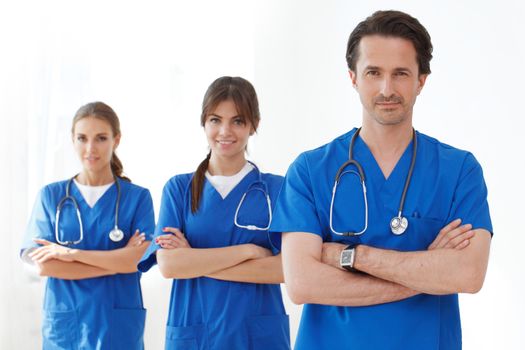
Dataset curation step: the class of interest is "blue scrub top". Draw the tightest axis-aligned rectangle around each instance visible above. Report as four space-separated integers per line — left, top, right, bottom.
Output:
139 169 290 350
22 178 155 350
270 128 493 350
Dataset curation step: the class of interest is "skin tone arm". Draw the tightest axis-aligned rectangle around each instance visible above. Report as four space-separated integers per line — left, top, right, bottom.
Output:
284 219 473 306
33 260 114 280
351 228 491 294
29 230 147 276
207 254 283 284
156 227 282 282
156 227 272 279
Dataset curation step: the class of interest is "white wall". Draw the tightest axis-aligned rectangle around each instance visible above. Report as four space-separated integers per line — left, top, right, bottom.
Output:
1 0 523 349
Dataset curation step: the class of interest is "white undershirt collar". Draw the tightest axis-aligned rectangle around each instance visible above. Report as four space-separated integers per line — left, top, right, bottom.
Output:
73 179 113 208
205 162 255 199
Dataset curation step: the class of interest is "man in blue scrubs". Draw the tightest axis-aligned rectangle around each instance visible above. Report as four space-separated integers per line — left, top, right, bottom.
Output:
270 10 492 350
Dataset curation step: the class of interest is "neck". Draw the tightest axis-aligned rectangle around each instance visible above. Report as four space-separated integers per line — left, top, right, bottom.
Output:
76 168 114 186
359 121 413 159
208 153 247 176
359 120 414 179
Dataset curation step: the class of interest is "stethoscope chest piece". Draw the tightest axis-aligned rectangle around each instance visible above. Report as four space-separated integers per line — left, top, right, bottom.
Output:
390 216 408 235
109 227 124 242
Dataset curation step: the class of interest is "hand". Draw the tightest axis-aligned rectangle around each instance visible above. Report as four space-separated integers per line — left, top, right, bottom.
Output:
428 218 474 250
321 242 347 269
30 238 76 263
156 227 191 249
247 244 273 259
125 230 146 248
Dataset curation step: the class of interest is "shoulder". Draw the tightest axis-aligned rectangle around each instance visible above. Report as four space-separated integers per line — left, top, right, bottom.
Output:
118 180 151 202
417 132 481 171
119 179 151 194
289 129 356 173
39 179 69 200
165 173 193 188
261 172 284 185
162 173 194 197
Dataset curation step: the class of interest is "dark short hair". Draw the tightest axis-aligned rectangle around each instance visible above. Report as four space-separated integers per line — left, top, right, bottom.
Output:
346 10 433 75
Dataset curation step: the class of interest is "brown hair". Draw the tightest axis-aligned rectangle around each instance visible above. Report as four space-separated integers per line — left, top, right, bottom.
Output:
346 10 433 75
191 76 260 213
72 101 130 182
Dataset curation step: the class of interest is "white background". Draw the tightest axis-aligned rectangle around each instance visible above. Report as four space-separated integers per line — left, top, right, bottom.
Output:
1 0 524 349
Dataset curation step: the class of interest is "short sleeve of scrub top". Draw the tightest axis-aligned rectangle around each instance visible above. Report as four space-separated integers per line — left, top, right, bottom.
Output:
131 189 156 241
270 153 323 237
446 153 493 234
138 176 186 272
21 187 55 256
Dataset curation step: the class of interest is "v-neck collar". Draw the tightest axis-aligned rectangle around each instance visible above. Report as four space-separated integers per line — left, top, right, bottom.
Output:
352 132 417 207
70 179 118 211
203 167 257 202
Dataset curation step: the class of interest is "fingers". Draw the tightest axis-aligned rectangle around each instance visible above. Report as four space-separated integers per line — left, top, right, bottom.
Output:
125 230 146 247
33 238 52 246
162 227 187 241
159 227 190 248
444 229 475 250
429 218 462 249
29 246 55 264
131 233 147 246
429 219 473 251
155 234 188 249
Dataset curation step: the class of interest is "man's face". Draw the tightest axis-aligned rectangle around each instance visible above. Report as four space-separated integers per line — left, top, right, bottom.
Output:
349 35 428 126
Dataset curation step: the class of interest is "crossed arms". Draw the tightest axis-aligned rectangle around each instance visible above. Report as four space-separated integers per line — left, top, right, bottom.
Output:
156 227 284 284
27 230 149 280
283 219 491 307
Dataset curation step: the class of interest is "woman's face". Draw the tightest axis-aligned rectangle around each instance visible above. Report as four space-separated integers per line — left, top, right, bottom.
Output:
204 99 254 161
72 116 120 174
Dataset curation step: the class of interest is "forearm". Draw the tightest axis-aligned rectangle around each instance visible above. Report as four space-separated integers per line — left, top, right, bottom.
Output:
157 244 254 279
36 260 115 280
207 255 284 284
286 255 417 306
283 232 417 306
69 243 149 274
355 229 491 294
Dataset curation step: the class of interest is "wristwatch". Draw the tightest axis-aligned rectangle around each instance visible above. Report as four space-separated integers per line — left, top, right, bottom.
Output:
340 243 360 272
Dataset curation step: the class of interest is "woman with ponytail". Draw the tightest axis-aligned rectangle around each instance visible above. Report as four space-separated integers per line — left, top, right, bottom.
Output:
139 77 290 349
21 102 154 349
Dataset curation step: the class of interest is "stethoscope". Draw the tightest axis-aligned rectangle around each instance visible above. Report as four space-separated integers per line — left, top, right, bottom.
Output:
330 127 417 236
55 175 124 245
233 161 272 231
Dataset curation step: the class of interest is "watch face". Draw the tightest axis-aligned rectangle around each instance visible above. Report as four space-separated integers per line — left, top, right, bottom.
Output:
341 250 354 266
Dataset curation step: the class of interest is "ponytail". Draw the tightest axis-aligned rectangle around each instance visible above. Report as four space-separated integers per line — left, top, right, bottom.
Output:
191 151 211 213
111 152 131 182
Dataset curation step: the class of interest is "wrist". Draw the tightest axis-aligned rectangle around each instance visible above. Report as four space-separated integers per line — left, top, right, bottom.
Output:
340 243 360 272
67 248 80 261
353 245 365 271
